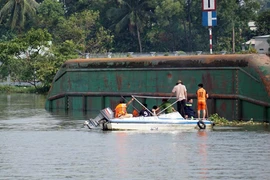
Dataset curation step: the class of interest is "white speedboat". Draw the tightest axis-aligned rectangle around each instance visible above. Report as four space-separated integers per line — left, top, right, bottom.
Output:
84 107 214 131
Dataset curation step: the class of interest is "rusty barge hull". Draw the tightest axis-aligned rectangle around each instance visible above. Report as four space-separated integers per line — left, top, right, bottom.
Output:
45 54 270 121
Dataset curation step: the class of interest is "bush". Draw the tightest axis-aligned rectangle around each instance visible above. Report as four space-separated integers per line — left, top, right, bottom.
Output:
0 85 49 94
209 113 230 125
164 52 169 56
209 113 266 126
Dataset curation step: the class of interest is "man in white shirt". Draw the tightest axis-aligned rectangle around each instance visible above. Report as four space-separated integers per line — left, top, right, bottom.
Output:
172 80 187 118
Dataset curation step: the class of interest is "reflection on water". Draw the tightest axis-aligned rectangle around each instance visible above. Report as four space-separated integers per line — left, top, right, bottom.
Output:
0 94 270 180
0 93 99 131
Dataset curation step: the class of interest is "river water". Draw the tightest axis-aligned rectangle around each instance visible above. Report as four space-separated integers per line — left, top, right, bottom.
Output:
0 93 270 180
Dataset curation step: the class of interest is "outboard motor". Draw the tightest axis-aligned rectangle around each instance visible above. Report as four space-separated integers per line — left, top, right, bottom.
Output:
84 108 114 129
100 107 114 120
84 113 105 129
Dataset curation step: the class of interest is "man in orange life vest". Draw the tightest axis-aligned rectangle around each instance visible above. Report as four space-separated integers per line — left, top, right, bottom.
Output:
114 98 135 118
196 83 209 119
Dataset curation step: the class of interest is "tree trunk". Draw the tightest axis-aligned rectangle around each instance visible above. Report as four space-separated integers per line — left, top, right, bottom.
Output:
187 0 192 51
232 23 235 53
136 25 142 53
183 19 189 52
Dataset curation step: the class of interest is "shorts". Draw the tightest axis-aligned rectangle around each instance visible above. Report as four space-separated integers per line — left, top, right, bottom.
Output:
197 101 206 111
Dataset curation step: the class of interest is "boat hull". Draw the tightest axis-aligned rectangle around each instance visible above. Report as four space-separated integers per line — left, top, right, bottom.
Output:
102 121 213 131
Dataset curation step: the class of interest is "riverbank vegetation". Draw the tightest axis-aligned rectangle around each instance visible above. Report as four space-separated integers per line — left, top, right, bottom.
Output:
0 0 269 90
0 85 49 94
209 113 269 126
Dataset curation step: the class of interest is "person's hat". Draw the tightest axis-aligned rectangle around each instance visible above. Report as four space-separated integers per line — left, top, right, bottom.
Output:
177 80 182 83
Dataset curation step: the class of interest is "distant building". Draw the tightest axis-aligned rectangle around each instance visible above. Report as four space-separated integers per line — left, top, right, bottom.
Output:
254 35 270 54
242 35 270 54
242 38 255 50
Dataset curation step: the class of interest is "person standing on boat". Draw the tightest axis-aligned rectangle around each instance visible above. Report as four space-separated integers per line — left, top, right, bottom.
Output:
172 80 187 118
196 83 209 119
139 103 151 117
154 99 176 114
115 98 134 118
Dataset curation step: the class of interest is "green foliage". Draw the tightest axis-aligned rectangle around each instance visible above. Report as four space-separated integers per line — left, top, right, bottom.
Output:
0 85 49 94
148 0 186 51
177 51 186 55
0 0 268 94
33 0 65 32
35 40 78 87
209 113 230 125
248 47 258 54
0 28 56 89
53 10 113 53
59 0 108 16
106 0 154 52
10 29 52 87
209 113 263 126
154 0 183 27
86 27 114 53
268 38 270 53
0 85 37 93
0 0 39 30
256 9 270 35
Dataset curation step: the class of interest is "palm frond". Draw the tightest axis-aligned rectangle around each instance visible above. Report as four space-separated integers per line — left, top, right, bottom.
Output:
115 13 130 32
0 0 15 20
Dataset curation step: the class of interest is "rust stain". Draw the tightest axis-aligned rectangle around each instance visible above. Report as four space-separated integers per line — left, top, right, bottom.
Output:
248 55 270 96
116 74 122 91
202 71 214 94
220 102 227 112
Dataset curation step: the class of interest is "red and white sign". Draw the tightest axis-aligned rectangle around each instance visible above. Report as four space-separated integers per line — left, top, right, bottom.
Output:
202 0 216 11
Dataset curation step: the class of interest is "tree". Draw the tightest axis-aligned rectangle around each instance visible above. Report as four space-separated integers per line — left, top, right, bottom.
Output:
58 0 108 16
35 40 78 87
0 29 52 88
0 0 39 31
54 10 113 54
106 0 153 52
0 40 19 79
213 0 259 52
14 28 52 87
0 28 80 88
150 0 185 51
256 9 270 35
33 0 65 33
